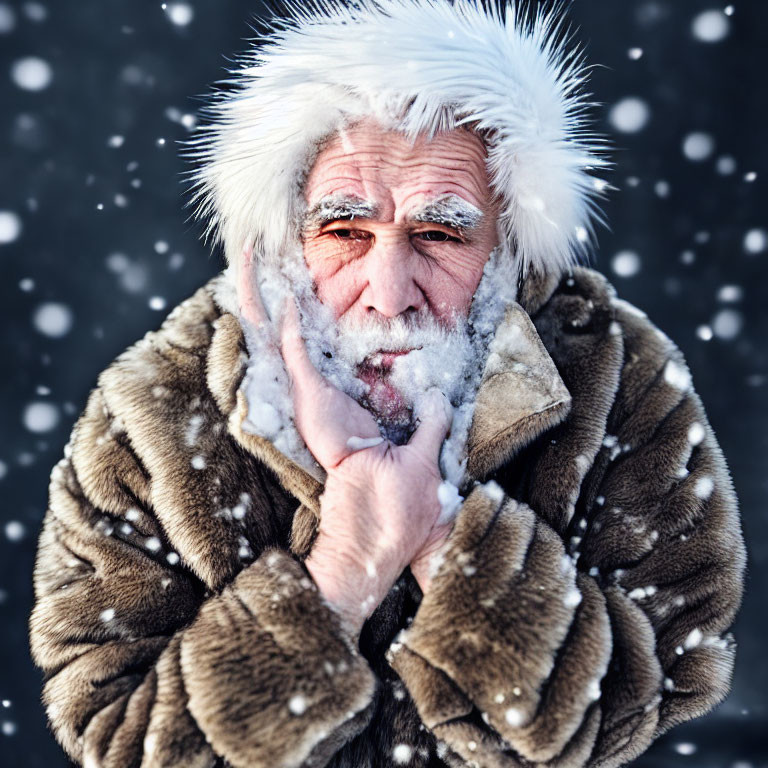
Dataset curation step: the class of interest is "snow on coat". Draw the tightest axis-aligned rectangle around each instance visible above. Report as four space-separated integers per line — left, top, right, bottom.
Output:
28 266 746 768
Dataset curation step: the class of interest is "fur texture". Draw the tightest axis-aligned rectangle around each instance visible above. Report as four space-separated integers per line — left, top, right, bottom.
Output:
184 0 609 282
29 267 745 768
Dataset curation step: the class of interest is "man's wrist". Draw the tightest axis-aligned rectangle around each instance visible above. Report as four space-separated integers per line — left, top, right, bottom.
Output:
305 534 403 638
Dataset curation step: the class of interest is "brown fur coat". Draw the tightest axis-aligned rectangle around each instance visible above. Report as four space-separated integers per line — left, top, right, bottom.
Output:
29 266 746 768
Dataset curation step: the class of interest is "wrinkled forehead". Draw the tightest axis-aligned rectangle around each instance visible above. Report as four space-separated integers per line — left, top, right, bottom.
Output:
302 118 493 215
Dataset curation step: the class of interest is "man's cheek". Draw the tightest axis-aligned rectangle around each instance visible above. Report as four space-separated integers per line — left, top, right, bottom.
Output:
314 269 364 319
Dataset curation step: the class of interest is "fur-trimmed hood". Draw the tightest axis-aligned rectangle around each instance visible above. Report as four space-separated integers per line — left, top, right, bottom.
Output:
184 0 609 282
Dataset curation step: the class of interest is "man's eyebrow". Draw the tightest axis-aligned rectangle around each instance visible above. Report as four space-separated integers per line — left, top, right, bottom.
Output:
409 194 483 233
302 195 379 231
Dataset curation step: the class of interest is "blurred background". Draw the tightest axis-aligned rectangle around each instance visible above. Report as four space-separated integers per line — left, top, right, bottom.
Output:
0 0 766 765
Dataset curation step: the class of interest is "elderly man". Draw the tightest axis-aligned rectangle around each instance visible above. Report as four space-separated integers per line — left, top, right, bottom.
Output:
29 2 745 768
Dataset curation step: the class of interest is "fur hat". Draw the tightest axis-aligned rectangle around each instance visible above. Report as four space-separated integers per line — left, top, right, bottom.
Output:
184 0 609 282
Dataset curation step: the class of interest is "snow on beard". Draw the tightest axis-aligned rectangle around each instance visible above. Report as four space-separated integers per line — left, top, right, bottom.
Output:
242 242 516 486
316 306 473 445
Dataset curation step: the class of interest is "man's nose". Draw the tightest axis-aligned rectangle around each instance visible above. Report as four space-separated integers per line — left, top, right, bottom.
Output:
360 241 426 318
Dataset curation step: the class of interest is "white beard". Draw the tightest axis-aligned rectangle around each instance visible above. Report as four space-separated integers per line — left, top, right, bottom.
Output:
239 241 518 491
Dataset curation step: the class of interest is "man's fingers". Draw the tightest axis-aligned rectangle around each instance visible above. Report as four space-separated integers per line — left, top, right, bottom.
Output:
408 388 453 463
279 297 326 396
238 246 271 329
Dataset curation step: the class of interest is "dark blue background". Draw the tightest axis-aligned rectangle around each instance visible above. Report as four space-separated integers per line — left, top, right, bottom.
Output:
1 1 766 765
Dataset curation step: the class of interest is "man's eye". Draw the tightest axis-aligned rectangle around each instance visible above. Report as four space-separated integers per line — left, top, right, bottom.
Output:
415 231 461 243
327 228 370 241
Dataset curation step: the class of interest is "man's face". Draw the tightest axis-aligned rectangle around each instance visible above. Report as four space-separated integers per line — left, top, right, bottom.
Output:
301 118 500 324
298 120 500 439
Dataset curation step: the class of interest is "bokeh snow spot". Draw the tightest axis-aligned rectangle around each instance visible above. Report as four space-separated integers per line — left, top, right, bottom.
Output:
11 56 52 91
0 211 22 244
716 155 737 175
393 744 413 764
744 229 767 254
33 302 73 338
682 132 715 162
712 309 743 340
692 10 730 42
5 521 25 542
609 97 650 133
717 284 743 303
611 250 641 278
162 2 194 26
23 401 59 433
0 4 16 34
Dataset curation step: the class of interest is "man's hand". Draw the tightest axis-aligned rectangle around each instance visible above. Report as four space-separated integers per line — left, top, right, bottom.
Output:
239 251 455 637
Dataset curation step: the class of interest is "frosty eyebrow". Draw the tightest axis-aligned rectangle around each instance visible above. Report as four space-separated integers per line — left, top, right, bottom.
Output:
301 192 483 235
303 195 380 231
410 194 483 233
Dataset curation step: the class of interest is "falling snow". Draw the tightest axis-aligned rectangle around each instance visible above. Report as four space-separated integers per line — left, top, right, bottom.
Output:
564 587 582 608
10 56 52 91
608 97 650 133
505 707 524 726
288 694 307 715
0 4 16 33
663 360 692 392
691 10 730 43
743 229 767 254
5 521 25 542
22 402 59 433
694 476 715 500
0 211 22 244
0 4 764 765
611 250 641 278
163 2 194 26
682 132 715 162
33 303 73 338
716 155 737 175
687 422 705 446
712 309 743 340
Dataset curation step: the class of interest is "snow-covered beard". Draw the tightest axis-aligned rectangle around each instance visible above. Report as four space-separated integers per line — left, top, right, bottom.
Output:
239 241 517 490
299 300 475 445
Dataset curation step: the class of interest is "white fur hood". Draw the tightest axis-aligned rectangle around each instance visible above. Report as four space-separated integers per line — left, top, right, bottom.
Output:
184 0 609 283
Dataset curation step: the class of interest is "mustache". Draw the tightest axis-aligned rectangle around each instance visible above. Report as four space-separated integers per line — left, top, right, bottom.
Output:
332 309 467 367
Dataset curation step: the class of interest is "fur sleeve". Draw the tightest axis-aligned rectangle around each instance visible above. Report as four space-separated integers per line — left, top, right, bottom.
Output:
388 320 746 767
29 387 376 768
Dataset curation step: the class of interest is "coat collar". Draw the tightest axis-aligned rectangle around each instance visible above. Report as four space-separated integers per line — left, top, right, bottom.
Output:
211 268 570 516
465 301 571 481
